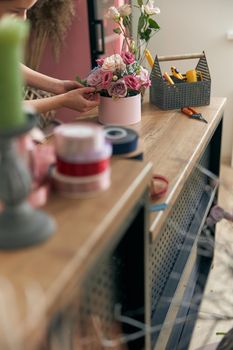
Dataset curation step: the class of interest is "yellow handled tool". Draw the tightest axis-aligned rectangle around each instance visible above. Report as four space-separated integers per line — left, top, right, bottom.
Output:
163 72 174 85
145 49 154 68
171 66 184 80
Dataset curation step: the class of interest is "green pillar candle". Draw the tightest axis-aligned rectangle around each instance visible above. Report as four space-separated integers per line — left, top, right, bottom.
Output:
0 16 29 130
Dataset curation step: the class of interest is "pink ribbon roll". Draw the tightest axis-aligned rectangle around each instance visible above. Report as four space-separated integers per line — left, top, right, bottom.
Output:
51 167 111 198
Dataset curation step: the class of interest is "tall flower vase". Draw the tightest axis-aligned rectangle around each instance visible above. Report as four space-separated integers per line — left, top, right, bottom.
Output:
98 94 141 126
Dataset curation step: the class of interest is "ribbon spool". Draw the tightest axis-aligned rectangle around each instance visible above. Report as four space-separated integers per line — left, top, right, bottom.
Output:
56 158 110 177
150 175 169 199
56 142 112 164
104 126 139 155
53 123 112 196
54 123 106 160
51 167 111 198
115 139 144 161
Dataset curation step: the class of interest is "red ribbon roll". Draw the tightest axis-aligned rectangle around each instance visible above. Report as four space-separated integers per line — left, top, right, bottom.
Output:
150 175 169 199
57 157 110 177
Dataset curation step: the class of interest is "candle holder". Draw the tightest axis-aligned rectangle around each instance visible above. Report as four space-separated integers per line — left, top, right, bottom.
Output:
0 111 56 249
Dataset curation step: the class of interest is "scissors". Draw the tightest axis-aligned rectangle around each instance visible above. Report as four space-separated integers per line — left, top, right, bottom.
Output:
181 107 208 123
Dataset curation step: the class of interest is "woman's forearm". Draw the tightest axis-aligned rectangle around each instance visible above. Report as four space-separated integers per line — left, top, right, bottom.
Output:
24 94 65 114
23 87 99 115
22 64 63 94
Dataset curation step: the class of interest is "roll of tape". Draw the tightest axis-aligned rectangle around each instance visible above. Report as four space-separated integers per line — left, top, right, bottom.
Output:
115 139 144 161
104 126 138 155
54 123 105 159
51 167 111 198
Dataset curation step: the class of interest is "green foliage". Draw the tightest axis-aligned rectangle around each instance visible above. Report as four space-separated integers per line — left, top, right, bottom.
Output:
106 1 160 63
113 28 122 35
138 15 145 33
148 18 160 30
76 76 87 86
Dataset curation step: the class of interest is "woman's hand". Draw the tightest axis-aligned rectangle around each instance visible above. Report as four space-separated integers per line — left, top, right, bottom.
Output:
55 79 84 94
24 87 99 114
62 87 99 113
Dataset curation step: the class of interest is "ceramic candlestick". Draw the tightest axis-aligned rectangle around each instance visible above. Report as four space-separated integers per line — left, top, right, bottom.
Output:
0 112 56 249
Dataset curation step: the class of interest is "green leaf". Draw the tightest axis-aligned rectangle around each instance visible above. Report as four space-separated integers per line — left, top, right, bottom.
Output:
145 28 152 41
138 14 145 33
137 0 143 6
123 17 130 28
140 28 152 42
148 18 160 30
113 28 122 35
76 76 87 86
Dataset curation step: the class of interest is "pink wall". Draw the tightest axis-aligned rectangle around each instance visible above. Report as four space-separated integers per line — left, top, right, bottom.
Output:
39 0 91 121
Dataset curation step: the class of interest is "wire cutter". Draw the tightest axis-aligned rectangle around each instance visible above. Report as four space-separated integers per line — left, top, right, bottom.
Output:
181 107 208 123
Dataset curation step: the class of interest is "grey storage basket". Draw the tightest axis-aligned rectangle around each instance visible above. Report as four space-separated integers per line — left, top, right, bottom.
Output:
150 52 211 110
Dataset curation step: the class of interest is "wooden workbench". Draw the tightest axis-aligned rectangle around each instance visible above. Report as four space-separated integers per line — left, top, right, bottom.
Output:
0 96 226 350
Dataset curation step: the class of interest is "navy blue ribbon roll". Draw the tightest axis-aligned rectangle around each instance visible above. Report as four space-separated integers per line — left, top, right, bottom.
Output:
104 126 139 155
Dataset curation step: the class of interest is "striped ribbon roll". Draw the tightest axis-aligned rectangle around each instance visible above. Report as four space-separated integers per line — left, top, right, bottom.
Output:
56 157 110 177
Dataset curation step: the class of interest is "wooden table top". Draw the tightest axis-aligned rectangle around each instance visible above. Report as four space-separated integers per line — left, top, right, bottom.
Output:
78 95 226 238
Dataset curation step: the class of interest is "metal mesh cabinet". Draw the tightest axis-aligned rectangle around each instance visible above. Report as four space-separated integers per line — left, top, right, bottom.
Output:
146 119 223 350
40 193 150 350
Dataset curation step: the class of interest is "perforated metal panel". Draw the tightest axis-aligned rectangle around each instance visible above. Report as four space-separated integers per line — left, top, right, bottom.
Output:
77 254 122 336
42 204 147 350
150 146 210 312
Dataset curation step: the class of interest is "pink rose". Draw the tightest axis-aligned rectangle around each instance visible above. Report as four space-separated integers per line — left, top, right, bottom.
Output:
139 67 151 88
101 70 113 89
108 79 127 98
121 51 135 65
124 75 141 91
96 57 105 66
86 69 103 89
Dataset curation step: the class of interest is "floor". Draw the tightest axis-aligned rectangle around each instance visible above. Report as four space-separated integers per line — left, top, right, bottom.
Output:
188 163 233 350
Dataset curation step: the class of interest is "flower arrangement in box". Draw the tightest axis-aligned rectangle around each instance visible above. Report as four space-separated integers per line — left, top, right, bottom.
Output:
86 52 151 99
78 1 160 125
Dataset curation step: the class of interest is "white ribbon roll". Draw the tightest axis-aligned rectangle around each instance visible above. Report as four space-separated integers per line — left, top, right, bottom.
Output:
54 123 106 160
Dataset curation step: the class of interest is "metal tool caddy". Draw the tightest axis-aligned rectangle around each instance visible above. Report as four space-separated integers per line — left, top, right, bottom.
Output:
150 52 211 110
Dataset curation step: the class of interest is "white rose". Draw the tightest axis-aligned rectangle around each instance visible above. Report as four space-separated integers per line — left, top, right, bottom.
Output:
144 1 160 15
138 67 150 87
102 54 126 72
105 6 120 21
118 4 132 17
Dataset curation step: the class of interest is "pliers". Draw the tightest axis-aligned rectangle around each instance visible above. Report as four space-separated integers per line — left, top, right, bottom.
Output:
181 107 208 123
